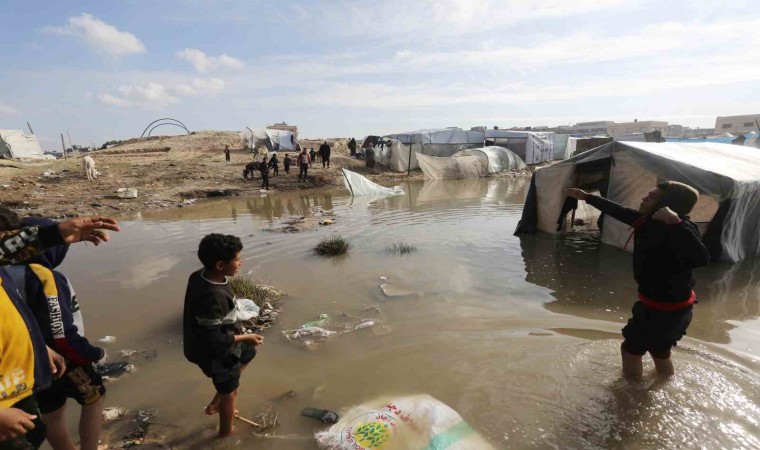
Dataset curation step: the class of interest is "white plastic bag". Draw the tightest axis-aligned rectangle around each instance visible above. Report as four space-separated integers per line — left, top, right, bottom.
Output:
315 394 494 450
235 298 260 321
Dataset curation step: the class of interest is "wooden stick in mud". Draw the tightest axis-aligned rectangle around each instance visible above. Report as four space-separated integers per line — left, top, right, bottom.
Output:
235 414 262 427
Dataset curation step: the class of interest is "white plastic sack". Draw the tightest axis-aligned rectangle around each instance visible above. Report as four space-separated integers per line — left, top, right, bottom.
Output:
342 169 403 197
235 298 260 321
315 394 494 450
117 188 138 199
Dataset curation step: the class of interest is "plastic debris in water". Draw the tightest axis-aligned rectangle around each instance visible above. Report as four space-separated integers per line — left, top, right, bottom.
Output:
99 336 116 343
102 407 126 421
119 349 137 357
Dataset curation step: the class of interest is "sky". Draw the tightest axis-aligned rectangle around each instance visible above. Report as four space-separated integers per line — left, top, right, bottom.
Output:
1 0 759 150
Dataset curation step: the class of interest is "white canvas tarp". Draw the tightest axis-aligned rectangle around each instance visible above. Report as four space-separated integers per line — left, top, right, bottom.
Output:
240 127 297 152
342 169 403 197
518 141 760 262
386 128 484 158
552 134 571 160
417 151 488 179
374 139 420 172
484 130 553 164
0 129 46 160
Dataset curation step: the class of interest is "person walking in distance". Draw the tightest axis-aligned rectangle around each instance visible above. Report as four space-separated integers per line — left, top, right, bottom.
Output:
319 141 331 168
298 148 311 182
268 153 279 177
224 146 230 162
283 154 292 174
259 156 270 190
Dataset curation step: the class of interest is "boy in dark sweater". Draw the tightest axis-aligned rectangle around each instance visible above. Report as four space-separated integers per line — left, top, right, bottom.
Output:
183 234 264 437
567 181 710 377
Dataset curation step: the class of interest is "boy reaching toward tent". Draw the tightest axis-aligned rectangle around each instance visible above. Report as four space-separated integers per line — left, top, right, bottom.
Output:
567 181 710 377
182 234 264 438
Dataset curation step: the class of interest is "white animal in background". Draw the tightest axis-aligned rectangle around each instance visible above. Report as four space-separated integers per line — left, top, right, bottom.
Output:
83 155 98 181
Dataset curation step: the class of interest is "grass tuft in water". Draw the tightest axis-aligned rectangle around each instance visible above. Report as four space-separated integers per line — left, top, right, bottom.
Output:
230 275 283 309
384 241 417 256
314 235 351 256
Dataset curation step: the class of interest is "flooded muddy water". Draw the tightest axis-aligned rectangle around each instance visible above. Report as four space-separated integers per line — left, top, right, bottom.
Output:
55 178 759 449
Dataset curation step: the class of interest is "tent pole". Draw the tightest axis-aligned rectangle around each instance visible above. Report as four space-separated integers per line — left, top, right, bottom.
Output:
26 122 34 134
60 133 67 161
407 141 412 176
67 131 73 152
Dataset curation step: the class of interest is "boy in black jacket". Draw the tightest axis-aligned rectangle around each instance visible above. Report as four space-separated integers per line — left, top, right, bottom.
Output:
567 181 710 377
183 234 264 437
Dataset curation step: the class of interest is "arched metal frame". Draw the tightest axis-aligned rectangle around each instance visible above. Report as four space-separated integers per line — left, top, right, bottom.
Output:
146 122 191 137
140 118 190 138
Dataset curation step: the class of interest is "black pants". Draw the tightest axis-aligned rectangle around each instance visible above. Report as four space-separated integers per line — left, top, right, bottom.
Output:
272 166 279 176
322 157 330 168
284 164 290 174
260 173 269 189
299 166 308 181
0 396 46 450
225 153 230 162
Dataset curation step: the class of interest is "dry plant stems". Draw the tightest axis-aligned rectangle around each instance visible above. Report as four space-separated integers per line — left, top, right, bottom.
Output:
384 241 417 256
314 235 351 256
229 275 282 309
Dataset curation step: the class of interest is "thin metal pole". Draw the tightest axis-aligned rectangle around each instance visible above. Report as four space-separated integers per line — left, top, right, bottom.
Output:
407 140 412 176
67 131 73 149
27 122 34 134
60 133 67 160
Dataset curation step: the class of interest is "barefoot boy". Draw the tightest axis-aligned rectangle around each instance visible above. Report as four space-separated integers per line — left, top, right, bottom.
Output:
567 181 710 377
183 234 264 437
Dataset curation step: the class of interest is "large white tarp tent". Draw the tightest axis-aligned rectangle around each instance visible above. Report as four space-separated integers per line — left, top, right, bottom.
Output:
484 130 554 164
416 146 526 179
552 134 571 160
371 139 420 172
386 128 484 156
240 127 297 152
0 129 46 160
515 141 760 262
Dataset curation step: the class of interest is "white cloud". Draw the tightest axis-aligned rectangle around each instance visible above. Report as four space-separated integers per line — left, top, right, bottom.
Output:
174 78 225 95
176 48 244 73
45 13 146 56
96 78 225 108
0 101 18 114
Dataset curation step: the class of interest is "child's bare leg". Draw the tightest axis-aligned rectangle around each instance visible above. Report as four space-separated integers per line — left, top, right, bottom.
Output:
218 390 238 438
79 397 103 450
206 363 248 415
41 405 77 450
651 355 675 377
621 343 643 378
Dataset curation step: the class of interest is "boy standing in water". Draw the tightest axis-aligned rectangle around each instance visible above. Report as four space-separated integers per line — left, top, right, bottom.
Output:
183 234 264 437
567 182 710 377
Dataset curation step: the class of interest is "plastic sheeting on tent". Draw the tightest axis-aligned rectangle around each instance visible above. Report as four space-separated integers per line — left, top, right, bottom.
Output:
240 127 297 152
386 128 484 158
515 141 760 262
552 134 570 160
464 146 526 174
342 169 403 197
315 395 494 450
565 136 614 158
417 151 488 179
369 139 421 172
484 130 554 164
0 129 47 160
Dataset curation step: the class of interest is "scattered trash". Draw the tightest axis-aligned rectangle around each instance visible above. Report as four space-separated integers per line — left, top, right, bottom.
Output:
302 314 330 328
301 407 339 424
116 187 138 199
319 219 333 225
379 282 420 298
353 320 376 330
235 298 261 321
380 276 388 281
102 407 126 422
283 312 389 350
95 362 135 380
0 185 9 188
119 349 137 357
315 395 495 450
182 198 196 205
99 335 116 343
238 405 279 436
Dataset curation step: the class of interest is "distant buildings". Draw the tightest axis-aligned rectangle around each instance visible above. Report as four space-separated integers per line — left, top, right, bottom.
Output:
267 122 298 138
569 121 614 135
606 120 668 137
715 114 760 134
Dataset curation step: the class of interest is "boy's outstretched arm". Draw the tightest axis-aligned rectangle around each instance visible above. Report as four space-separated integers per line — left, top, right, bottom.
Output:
567 188 642 226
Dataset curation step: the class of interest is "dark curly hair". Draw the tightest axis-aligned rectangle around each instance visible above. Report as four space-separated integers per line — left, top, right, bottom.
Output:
197 234 243 270
0 207 21 232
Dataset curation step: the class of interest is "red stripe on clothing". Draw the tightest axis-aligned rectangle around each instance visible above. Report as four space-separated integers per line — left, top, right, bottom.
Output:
638 291 695 311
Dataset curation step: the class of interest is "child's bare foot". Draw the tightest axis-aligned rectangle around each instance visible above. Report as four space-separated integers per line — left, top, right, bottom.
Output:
205 404 239 416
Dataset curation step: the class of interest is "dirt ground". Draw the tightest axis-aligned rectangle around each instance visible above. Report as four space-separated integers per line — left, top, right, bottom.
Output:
0 131 423 219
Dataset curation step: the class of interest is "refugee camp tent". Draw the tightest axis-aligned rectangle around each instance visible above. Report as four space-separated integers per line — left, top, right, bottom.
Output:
552 134 571 160
0 129 47 160
240 127 297 152
515 141 760 262
565 136 614 158
386 128 484 157
416 146 526 179
484 130 554 164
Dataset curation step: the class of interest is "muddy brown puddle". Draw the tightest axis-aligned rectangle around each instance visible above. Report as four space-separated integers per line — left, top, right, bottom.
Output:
51 178 759 449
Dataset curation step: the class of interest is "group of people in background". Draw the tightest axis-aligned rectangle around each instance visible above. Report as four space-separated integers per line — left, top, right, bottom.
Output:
233 141 335 188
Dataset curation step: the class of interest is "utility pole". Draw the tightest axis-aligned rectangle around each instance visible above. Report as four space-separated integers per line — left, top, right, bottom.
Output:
67 131 73 150
26 122 34 134
60 133 67 160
